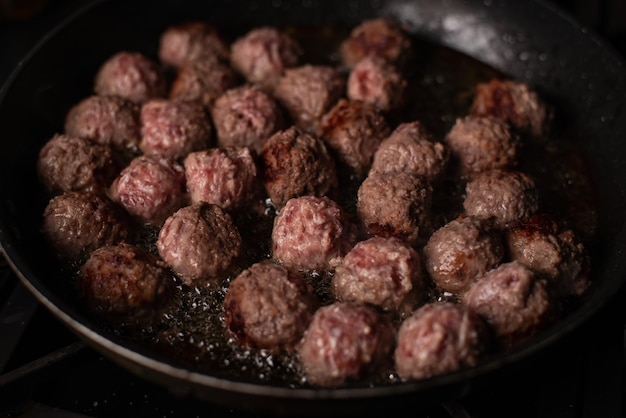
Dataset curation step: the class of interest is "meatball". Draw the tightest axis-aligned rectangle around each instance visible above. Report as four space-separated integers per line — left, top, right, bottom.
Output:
340 18 414 69
94 51 167 103
356 171 433 246
463 169 539 227
463 260 560 349
109 155 187 226
273 65 345 133
443 115 519 177
370 121 449 183
184 146 262 210
77 243 175 325
505 214 590 297
470 78 554 137
224 261 317 351
261 126 338 209
230 27 302 91
42 191 131 262
272 196 357 271
211 85 284 154
346 56 407 112
64 95 141 155
333 236 425 313
37 133 119 196
318 99 390 176
423 215 504 295
394 302 490 381
157 202 242 284
158 21 230 68
297 302 395 387
139 99 212 160
169 55 239 108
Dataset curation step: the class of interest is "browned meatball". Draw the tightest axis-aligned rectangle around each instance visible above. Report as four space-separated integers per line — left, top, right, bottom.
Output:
64 95 141 155
318 98 390 176
423 215 504 295
77 243 175 325
158 21 230 68
471 78 554 137
333 236 425 314
37 133 120 196
273 65 345 133
109 155 187 226
139 99 212 160
444 115 519 177
463 169 539 227
261 126 338 209
157 202 242 284
370 121 449 183
184 146 262 210
224 261 317 352
230 27 302 92
505 214 590 297
94 51 167 103
211 85 284 153
394 302 490 381
297 301 395 387
357 171 433 246
347 56 407 112
42 191 131 262
272 196 357 271
463 261 560 349
339 18 414 69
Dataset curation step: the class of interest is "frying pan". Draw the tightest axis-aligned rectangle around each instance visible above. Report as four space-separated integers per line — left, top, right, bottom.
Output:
0 0 625 415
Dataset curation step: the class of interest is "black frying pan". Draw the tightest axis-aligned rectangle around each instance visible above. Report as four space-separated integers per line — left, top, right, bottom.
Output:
1 0 625 416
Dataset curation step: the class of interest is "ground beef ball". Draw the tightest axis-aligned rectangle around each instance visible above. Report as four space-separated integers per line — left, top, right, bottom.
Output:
211 85 284 154
272 196 357 271
273 65 345 133
423 215 504 295
94 51 167 103
394 302 490 381
261 126 338 209
333 236 425 314
357 171 432 246
463 169 539 227
370 121 449 183
297 302 395 387
230 27 302 92
444 115 519 177
347 56 407 112
109 155 187 226
318 99 390 176
505 214 590 297
471 78 554 138
224 261 316 352
340 18 414 69
157 202 242 284
463 260 560 349
64 95 141 155
184 146 262 210
158 21 230 69
139 99 212 160
169 55 240 108
37 133 120 196
42 191 131 262
77 243 175 325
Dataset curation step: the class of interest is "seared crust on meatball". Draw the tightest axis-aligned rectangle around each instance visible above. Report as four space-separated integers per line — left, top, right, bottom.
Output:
347 56 407 112
159 21 230 69
394 302 490 380
262 126 338 209
297 302 395 387
224 261 317 351
157 202 242 284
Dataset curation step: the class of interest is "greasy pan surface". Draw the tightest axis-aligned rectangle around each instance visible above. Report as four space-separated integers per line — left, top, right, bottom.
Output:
0 0 625 415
